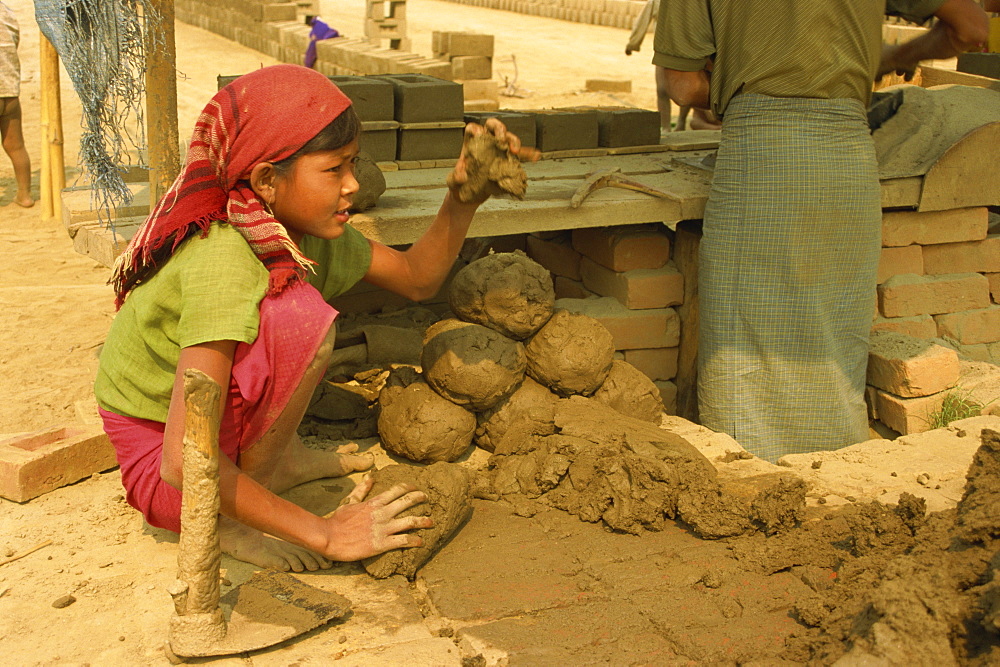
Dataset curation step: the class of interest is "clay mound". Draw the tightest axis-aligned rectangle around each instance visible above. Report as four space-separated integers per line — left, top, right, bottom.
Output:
377 381 476 463
448 251 555 340
591 359 664 423
475 376 561 454
446 129 529 204
525 309 614 397
362 462 473 580
421 319 526 411
350 151 386 211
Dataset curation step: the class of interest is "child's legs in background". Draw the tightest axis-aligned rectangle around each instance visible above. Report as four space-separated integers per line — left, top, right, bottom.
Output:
0 96 32 207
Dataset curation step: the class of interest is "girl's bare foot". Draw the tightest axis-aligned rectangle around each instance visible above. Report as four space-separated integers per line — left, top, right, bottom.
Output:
219 516 332 571
268 436 374 494
14 192 34 207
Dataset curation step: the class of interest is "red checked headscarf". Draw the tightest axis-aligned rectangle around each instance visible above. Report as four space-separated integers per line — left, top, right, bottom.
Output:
110 64 353 308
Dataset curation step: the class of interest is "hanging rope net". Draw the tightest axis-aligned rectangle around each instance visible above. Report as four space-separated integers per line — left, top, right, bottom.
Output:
34 0 159 228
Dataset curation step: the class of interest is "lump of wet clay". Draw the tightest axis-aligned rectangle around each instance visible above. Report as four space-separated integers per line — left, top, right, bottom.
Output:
475 376 561 454
378 381 476 463
363 462 473 580
446 130 528 204
448 251 555 340
591 360 664 423
350 151 386 212
525 309 614 396
422 319 526 411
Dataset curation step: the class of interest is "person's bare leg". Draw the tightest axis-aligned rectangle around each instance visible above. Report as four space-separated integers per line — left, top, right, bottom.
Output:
218 322 373 571
676 105 690 132
688 107 722 131
0 98 34 208
654 66 672 136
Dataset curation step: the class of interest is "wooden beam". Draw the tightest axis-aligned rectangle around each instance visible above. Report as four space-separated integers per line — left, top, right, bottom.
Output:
145 0 180 206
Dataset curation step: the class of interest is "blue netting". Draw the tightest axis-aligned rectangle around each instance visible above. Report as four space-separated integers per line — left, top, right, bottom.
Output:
34 0 159 228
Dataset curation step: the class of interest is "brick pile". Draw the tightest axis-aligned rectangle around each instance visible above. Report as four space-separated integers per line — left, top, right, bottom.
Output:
874 207 1000 365
866 331 960 436
435 0 651 30
174 0 456 80
432 31 499 110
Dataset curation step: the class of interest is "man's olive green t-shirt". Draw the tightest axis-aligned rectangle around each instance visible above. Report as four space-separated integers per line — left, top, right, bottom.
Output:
94 222 372 422
652 0 945 117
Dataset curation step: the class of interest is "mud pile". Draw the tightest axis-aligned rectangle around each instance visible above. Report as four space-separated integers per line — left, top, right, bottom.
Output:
376 251 667 464
730 428 1000 664
372 252 813 541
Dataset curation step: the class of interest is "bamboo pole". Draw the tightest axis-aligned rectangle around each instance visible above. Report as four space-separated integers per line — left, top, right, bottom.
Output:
38 34 63 220
144 0 180 205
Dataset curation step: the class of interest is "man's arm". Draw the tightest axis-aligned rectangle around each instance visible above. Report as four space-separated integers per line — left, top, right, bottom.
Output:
879 0 989 78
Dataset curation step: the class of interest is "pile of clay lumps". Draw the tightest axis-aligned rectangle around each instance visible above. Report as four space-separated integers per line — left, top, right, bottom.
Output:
377 250 664 464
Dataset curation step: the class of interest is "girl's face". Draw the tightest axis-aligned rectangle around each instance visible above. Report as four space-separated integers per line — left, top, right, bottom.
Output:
270 138 361 245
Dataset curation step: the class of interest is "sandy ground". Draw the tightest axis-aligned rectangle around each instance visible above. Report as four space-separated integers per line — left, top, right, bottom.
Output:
2 1 1000 665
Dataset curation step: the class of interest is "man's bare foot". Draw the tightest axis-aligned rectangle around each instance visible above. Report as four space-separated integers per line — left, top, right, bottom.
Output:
219 516 332 571
14 192 34 208
269 435 374 494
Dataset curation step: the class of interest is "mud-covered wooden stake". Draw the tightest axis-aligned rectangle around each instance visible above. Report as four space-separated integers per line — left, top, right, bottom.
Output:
168 369 227 651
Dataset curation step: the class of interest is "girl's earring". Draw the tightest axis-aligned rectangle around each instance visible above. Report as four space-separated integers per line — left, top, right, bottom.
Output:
262 198 275 217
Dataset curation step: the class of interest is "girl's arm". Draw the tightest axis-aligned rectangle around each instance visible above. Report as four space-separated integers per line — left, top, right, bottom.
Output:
161 341 428 561
362 119 540 301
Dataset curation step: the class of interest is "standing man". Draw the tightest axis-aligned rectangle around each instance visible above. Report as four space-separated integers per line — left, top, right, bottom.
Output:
653 1 988 461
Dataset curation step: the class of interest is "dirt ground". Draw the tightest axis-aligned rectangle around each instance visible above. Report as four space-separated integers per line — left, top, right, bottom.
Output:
3 1 1000 665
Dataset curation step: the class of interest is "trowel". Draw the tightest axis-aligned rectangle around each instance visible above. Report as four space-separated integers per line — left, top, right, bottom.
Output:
165 369 351 661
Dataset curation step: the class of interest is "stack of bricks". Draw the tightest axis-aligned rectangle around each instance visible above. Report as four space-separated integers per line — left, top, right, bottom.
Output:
432 32 499 110
365 0 410 51
873 207 1000 365
865 331 960 436
174 0 454 79
434 0 649 30
525 224 681 412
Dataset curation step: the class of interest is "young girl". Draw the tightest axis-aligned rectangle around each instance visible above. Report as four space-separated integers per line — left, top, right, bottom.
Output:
95 64 536 572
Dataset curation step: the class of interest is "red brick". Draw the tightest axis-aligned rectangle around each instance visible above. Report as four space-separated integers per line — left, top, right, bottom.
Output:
877 273 990 318
556 296 679 349
655 380 678 415
526 233 582 280
571 225 671 272
870 314 938 339
876 245 923 284
0 426 117 502
579 258 684 309
987 273 1000 303
934 305 1000 345
922 235 1000 275
553 276 594 300
867 331 958 398
874 389 946 435
623 347 679 381
881 207 988 247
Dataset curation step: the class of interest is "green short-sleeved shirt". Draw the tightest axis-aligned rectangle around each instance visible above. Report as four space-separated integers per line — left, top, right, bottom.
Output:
95 222 373 422
652 0 945 117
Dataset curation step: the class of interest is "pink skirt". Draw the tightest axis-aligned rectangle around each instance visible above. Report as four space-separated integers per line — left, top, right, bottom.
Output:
100 282 336 533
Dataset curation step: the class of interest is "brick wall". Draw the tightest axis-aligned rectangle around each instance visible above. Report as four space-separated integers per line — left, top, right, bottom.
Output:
874 207 1000 365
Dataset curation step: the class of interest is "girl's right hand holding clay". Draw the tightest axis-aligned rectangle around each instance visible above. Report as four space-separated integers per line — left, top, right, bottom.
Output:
319 477 432 561
447 117 541 205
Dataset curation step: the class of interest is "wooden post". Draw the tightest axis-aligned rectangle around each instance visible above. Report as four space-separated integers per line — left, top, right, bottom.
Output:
673 220 702 423
39 34 64 221
144 0 180 205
